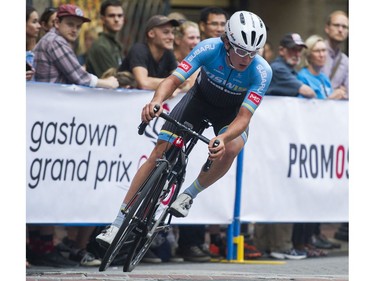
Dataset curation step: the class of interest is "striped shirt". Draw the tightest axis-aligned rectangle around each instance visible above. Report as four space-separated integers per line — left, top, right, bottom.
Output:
33 28 97 87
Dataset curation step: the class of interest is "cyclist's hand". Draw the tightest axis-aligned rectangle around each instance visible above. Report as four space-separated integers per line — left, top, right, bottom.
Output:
208 138 225 160
142 102 162 123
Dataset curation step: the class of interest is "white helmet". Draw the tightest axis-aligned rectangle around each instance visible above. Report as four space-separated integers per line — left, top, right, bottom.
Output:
225 11 267 52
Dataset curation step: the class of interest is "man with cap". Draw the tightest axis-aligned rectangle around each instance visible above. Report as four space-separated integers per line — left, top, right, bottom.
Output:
118 15 179 90
34 4 119 89
266 33 316 97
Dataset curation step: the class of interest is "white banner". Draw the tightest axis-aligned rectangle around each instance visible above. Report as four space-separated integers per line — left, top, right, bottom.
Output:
241 97 348 222
26 83 348 224
26 83 235 224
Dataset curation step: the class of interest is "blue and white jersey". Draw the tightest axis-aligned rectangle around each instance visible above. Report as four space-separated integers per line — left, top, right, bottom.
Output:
172 37 272 114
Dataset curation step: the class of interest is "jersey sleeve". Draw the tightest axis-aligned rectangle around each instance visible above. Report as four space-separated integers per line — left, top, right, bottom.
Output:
242 57 273 114
172 38 220 82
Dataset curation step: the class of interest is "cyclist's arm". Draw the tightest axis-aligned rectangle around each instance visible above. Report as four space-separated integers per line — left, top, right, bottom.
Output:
209 107 252 160
142 75 182 122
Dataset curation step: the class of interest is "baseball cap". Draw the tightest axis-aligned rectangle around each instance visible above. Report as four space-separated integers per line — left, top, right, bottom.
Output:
280 33 307 48
145 15 179 34
57 4 91 23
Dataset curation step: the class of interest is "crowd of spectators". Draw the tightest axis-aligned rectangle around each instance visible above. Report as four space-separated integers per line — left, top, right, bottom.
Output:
26 0 348 268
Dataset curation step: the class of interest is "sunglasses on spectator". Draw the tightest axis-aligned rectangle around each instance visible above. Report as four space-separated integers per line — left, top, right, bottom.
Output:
229 42 257 58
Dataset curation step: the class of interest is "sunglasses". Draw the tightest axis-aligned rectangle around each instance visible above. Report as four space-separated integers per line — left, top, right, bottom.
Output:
230 42 257 58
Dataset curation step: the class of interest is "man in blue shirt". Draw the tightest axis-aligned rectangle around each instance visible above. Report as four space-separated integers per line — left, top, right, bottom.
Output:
266 33 315 98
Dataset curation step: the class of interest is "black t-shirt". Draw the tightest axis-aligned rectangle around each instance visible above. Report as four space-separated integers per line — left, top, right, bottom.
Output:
118 42 177 78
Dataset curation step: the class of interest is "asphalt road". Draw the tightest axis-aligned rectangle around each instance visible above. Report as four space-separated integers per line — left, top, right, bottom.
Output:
26 250 348 281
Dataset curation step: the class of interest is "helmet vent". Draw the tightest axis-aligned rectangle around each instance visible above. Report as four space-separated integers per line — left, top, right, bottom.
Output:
256 35 264 47
240 13 245 25
241 31 248 45
251 30 256 46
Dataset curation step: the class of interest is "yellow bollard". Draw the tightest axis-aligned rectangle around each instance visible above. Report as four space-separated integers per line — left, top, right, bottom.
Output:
232 235 244 262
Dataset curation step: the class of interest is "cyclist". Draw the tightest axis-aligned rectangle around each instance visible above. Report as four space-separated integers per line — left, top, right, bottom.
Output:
97 10 272 247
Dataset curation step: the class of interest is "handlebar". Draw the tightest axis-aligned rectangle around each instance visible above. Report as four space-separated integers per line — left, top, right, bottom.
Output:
202 139 220 172
138 105 220 171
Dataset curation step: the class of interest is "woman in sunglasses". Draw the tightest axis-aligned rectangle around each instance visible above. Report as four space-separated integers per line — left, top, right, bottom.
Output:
97 10 272 244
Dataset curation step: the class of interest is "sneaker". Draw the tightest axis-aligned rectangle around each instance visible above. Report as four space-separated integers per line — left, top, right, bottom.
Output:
70 249 101 267
244 243 262 259
304 244 328 258
30 250 80 268
178 246 211 262
283 248 307 260
270 248 307 260
56 237 101 267
95 225 119 248
141 249 162 263
269 251 286 260
200 243 222 259
169 254 184 262
170 193 193 217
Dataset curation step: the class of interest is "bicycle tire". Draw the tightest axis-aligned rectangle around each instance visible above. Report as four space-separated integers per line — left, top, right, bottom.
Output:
99 161 169 272
123 161 171 272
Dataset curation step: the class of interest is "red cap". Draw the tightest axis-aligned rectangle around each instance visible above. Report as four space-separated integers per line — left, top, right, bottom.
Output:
57 4 91 23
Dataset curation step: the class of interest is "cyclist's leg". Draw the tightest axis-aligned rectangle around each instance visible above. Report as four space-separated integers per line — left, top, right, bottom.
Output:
196 134 245 188
170 127 247 217
124 91 203 204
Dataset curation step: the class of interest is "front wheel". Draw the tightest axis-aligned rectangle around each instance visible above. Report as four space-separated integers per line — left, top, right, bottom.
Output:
122 162 172 272
99 161 168 272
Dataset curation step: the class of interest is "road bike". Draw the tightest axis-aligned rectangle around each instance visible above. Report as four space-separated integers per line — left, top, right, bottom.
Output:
99 105 219 272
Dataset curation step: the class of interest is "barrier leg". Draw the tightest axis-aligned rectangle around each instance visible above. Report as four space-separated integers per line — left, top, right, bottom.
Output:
233 234 244 262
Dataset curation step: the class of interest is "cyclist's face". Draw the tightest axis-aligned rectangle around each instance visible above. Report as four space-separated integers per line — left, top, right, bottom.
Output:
228 46 254 71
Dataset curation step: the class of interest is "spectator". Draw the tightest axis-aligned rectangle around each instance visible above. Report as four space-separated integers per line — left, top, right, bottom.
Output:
118 15 179 91
259 41 274 63
26 5 40 81
297 34 347 100
294 34 346 251
77 27 98 67
168 11 187 22
38 7 57 40
198 7 228 40
55 226 101 266
27 225 79 267
254 223 307 259
321 11 349 243
86 0 124 77
254 33 317 260
26 7 76 268
322 10 349 98
33 4 119 89
173 20 201 92
265 33 316 98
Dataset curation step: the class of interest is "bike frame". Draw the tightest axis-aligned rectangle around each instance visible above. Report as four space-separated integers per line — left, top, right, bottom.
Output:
99 108 213 272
